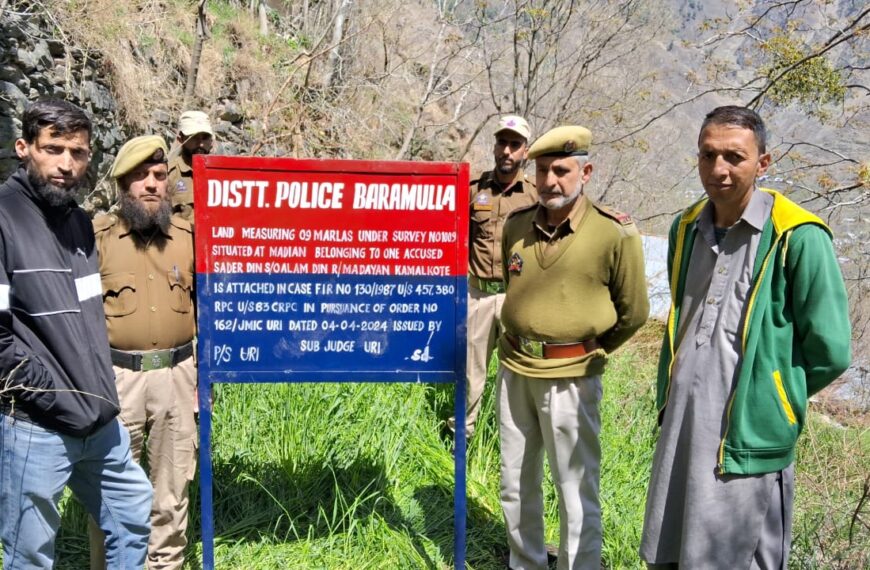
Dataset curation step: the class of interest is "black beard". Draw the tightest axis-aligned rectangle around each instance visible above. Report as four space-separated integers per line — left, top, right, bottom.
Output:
181 146 209 162
118 191 172 235
25 162 85 207
496 159 521 177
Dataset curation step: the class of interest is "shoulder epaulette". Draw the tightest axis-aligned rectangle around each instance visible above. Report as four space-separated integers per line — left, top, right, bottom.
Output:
593 203 634 226
506 202 538 219
470 170 493 188
170 214 194 234
92 213 119 233
522 174 535 188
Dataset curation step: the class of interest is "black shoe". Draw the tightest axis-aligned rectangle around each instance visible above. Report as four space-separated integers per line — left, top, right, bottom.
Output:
546 544 558 568
504 546 558 569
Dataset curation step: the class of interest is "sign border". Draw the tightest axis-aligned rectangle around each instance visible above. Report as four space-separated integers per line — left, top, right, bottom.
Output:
194 155 470 569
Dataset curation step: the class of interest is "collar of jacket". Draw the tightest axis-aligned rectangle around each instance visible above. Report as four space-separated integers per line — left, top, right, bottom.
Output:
677 187 830 237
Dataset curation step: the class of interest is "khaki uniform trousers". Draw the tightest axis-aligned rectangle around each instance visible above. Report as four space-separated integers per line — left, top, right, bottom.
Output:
461 286 504 436
497 366 603 570
89 355 197 570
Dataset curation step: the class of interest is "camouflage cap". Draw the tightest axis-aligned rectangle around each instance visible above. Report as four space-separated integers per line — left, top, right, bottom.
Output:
110 135 168 179
495 115 531 140
527 125 592 160
178 110 214 137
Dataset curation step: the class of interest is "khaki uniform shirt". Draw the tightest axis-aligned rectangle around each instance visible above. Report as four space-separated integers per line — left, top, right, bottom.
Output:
167 150 195 223
468 171 537 281
498 196 649 378
94 213 196 351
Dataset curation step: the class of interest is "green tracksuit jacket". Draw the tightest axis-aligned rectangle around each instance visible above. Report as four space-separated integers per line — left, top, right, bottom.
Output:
657 189 851 475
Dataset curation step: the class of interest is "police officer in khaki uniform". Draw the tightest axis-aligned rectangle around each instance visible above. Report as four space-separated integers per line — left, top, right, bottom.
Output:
89 135 197 570
167 110 214 223
497 126 648 569
449 115 537 439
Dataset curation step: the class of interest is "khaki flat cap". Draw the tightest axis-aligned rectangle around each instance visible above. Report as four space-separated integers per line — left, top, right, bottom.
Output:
527 125 592 160
495 115 531 140
178 110 214 137
110 135 168 179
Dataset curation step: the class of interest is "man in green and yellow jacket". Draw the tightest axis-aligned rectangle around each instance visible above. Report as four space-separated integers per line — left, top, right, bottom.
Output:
641 106 851 569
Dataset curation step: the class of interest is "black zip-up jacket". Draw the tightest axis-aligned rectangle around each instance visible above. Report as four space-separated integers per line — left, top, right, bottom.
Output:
0 167 119 436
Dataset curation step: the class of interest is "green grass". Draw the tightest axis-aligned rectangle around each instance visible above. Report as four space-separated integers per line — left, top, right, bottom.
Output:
5 324 867 568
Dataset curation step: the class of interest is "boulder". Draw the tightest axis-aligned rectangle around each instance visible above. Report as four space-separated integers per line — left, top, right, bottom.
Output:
15 41 53 72
0 81 28 115
218 100 244 123
81 80 116 112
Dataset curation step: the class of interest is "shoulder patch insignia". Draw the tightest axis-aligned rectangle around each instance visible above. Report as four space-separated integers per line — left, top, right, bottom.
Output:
175 180 187 193
476 193 491 206
507 252 523 274
594 203 634 226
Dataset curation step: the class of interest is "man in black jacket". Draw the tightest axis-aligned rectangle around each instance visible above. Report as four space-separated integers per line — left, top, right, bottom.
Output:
0 100 152 569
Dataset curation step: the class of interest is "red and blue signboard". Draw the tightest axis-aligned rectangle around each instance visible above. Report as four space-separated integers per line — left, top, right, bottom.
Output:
193 155 470 568
195 156 468 382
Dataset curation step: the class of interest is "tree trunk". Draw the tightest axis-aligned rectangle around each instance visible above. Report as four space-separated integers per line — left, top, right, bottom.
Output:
183 0 209 108
323 0 351 92
258 0 268 36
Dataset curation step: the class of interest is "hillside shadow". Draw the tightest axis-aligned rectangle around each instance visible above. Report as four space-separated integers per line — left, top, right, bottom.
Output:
413 484 508 568
185 454 500 568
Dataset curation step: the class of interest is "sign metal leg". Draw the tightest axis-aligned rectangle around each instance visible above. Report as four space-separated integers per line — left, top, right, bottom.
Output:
199 377 215 570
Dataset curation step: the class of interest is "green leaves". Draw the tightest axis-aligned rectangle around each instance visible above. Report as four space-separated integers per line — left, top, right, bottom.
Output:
760 34 846 111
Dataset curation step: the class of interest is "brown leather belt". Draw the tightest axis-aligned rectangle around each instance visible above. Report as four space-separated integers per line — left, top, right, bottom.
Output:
110 341 194 371
506 333 600 359
468 274 505 294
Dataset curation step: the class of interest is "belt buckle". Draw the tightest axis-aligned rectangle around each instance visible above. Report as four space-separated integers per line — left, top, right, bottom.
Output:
485 281 503 294
140 351 170 371
519 337 544 359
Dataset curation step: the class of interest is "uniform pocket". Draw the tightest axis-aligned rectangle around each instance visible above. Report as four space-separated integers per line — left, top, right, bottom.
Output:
772 370 797 425
470 208 492 234
168 269 193 313
101 272 137 317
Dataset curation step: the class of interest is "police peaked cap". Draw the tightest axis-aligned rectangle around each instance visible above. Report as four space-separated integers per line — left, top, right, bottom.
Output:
527 125 592 159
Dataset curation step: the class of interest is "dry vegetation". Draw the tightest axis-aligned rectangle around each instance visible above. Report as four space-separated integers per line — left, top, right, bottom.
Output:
0 1 866 565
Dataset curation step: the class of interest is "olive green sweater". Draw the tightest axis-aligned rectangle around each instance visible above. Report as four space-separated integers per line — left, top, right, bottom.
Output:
498 198 649 378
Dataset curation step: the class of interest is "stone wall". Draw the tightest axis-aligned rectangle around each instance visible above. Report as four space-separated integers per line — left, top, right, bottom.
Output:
0 8 250 213
0 10 126 209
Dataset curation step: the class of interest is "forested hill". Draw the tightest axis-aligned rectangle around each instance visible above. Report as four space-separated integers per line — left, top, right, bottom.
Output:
0 0 867 398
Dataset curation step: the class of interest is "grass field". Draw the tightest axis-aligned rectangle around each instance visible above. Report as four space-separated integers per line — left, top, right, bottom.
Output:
15 324 869 568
